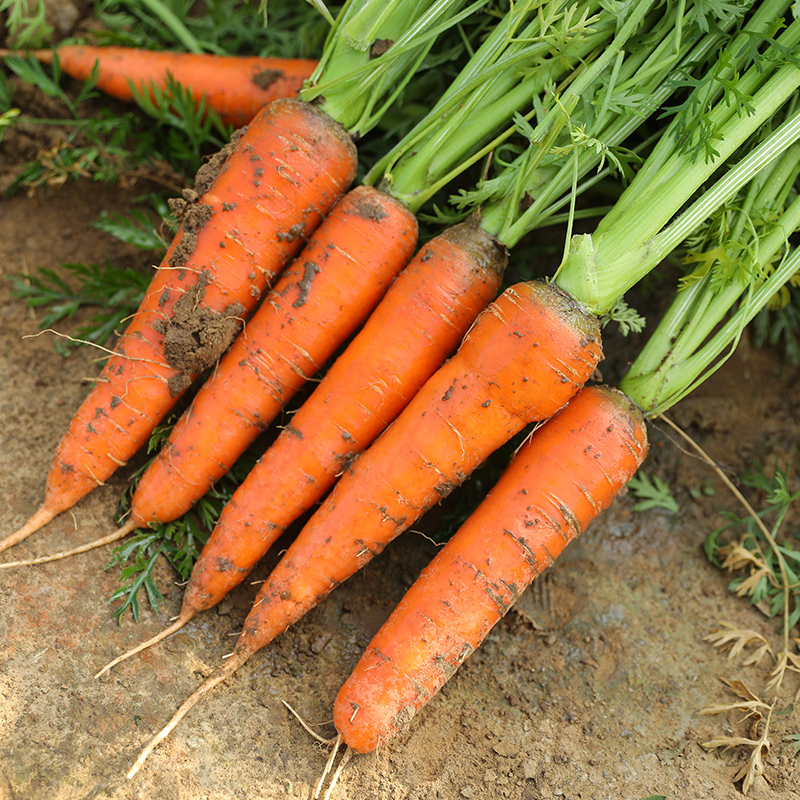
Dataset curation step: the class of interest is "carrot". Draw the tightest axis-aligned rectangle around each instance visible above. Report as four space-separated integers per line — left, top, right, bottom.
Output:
2 46 318 126
0 97 357 556
90 218 507 675
125 278 603 777
333 386 648 754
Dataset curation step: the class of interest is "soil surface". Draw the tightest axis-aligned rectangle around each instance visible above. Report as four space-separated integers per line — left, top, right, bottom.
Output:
3 18 800 800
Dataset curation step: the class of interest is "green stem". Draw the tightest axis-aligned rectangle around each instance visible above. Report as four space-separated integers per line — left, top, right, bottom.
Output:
139 0 203 53
486 17 727 246
298 0 485 136
473 0 757 248
366 0 614 209
605 0 793 222
555 32 800 314
620 190 800 415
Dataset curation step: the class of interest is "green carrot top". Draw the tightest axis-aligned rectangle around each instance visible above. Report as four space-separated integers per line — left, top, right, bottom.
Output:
552 1 800 316
620 136 800 416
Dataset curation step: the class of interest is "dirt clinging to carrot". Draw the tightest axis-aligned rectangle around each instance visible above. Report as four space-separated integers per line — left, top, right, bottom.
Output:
194 130 245 196
151 271 245 389
165 202 214 268
252 68 284 90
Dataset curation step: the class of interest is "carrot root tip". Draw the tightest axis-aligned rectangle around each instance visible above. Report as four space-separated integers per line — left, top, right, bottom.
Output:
0 517 139 569
0 505 58 557
94 609 194 680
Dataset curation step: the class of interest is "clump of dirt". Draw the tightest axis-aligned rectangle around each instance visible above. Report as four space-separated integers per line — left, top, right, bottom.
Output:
292 260 321 308
193 129 244 196
165 197 214 268
152 272 245 395
253 68 284 90
351 194 390 222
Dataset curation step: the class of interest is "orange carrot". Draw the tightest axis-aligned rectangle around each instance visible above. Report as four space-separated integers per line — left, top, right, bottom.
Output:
3 46 317 126
125 278 603 777
91 218 507 674
334 385 648 754
1 98 356 556
122 184 417 530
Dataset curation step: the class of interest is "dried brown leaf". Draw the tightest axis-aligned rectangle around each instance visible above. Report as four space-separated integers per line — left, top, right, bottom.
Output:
734 736 770 795
734 567 772 599
703 734 760 751
742 642 773 667
718 542 765 572
703 624 773 663
699 700 766 719
765 650 800 694
702 730 771 795
721 678 766 704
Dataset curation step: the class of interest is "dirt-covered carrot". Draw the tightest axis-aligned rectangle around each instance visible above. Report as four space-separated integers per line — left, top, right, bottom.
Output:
35 0 611 591
1 46 317 126
1 97 356 556
334 385 647 753
92 0 626 676
180 219 505 609
1 0 478 554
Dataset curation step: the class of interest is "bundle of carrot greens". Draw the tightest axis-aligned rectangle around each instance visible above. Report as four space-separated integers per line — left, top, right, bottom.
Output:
3 0 800 788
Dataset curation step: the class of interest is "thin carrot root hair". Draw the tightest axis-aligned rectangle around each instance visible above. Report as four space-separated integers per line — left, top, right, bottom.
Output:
281 700 336 745
317 739 352 800
0 518 138 568
126 645 251 779
281 700 352 799
94 608 194 680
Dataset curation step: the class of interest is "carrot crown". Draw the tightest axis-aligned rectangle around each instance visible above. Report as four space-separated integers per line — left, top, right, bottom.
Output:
297 0 487 139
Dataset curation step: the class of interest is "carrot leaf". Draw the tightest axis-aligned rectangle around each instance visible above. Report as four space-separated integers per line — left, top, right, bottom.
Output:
107 534 165 621
10 260 152 352
3 51 100 116
127 73 229 169
92 194 174 251
626 472 680 513
0 0 52 49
